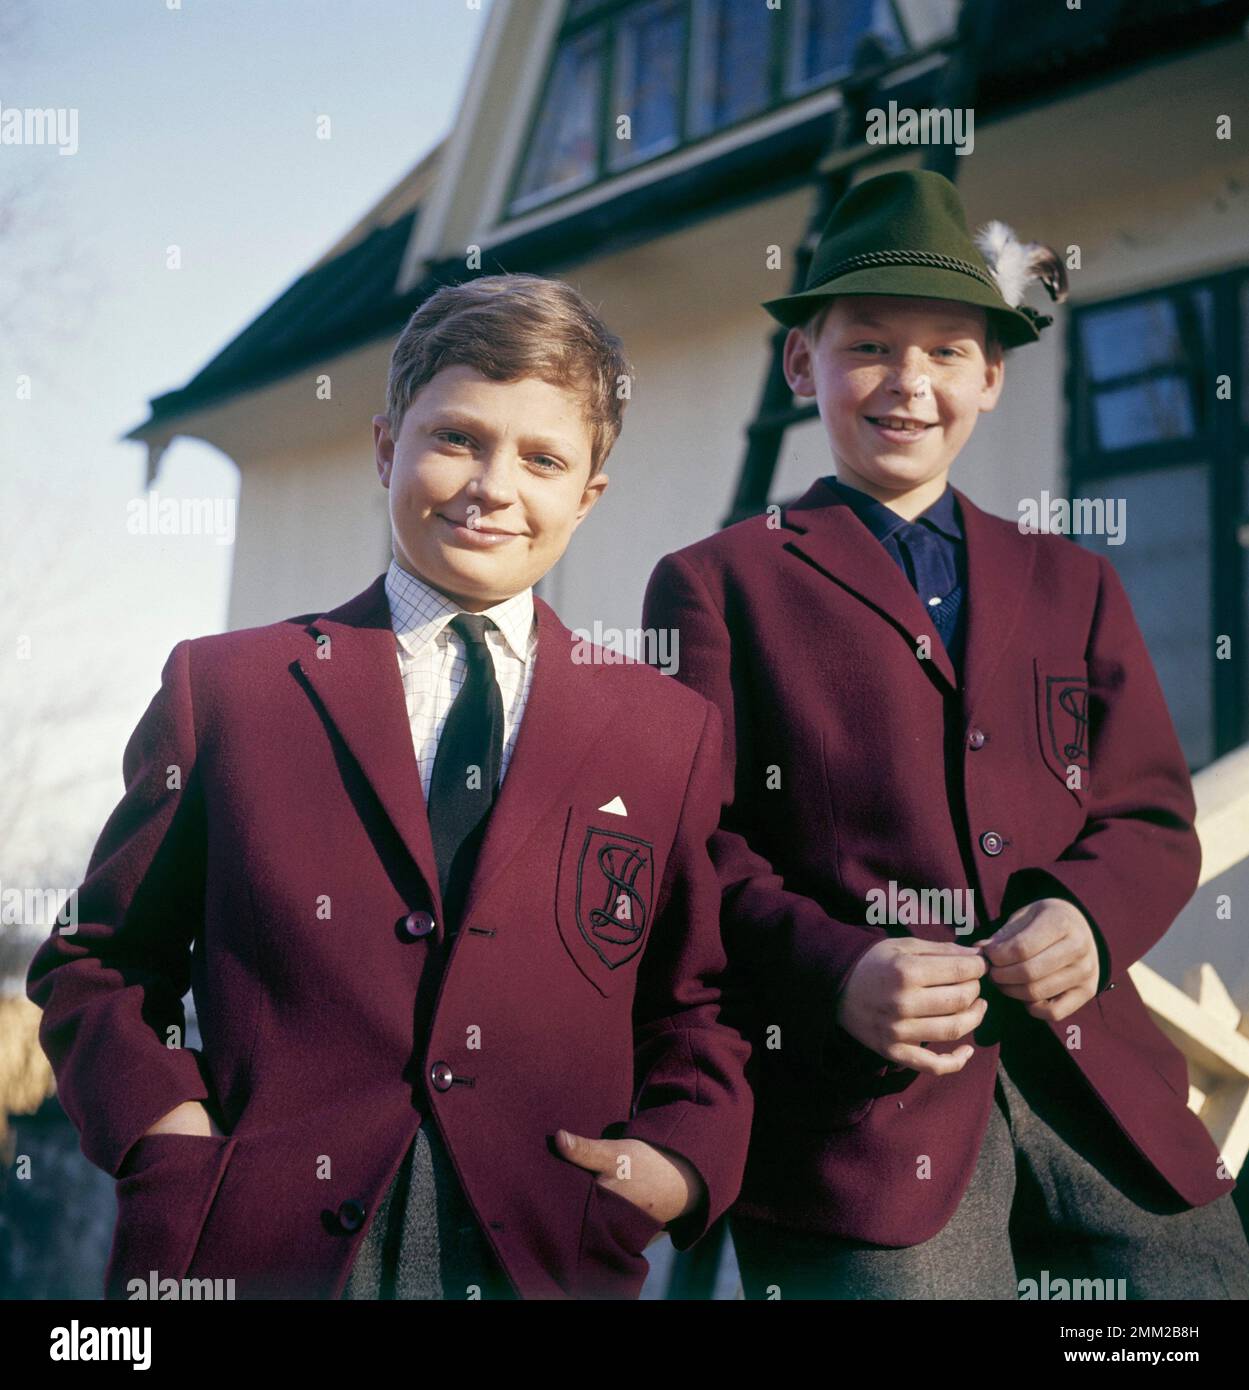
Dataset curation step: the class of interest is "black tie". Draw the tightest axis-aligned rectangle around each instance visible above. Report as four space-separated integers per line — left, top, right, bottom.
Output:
427 613 504 932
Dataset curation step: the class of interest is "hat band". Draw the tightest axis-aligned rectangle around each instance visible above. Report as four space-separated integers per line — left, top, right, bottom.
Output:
809 248 999 296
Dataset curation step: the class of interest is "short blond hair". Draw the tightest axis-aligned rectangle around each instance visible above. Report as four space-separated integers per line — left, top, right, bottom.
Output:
802 296 1004 359
385 273 633 476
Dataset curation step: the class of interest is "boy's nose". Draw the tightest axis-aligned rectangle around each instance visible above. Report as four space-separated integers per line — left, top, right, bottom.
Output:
468 452 520 502
889 363 931 397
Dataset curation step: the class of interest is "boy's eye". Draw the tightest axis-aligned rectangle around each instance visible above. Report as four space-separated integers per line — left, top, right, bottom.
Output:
848 343 961 358
530 455 563 472
437 430 473 447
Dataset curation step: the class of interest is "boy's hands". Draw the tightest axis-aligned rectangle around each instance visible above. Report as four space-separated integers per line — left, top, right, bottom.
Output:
980 897 1100 1021
836 939 988 1075
142 1100 226 1139
552 1130 703 1234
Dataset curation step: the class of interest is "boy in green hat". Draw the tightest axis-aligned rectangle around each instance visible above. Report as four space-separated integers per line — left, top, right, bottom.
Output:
642 169 1249 1297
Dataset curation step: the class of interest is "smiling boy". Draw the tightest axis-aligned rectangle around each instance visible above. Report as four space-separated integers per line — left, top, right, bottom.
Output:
643 170 1249 1298
26 273 752 1301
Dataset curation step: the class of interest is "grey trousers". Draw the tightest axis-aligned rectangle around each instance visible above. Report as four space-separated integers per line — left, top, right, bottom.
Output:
731 1026 1249 1300
340 1115 515 1300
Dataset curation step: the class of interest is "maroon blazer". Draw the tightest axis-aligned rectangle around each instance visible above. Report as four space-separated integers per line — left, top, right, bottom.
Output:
25 574 753 1298
642 475 1231 1247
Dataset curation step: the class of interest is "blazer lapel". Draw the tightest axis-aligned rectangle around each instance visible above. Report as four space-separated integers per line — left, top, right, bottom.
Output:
293 573 444 917
954 486 1036 723
782 477 958 692
293 579 625 931
459 596 626 925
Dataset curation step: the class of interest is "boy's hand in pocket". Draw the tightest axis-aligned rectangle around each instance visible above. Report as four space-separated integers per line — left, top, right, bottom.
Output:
552 1129 701 1231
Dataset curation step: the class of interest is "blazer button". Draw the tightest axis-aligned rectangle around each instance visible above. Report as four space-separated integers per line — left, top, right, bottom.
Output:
979 830 1004 856
968 728 986 750
403 910 435 939
337 1198 367 1233
430 1061 454 1092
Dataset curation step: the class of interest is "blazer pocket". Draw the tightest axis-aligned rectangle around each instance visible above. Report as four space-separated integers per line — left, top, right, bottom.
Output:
554 806 657 999
1096 982 1189 1102
1033 657 1091 804
575 1174 664 1299
756 1048 879 1133
105 1132 237 1297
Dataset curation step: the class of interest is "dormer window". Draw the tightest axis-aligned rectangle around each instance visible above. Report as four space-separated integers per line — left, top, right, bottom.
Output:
509 0 909 217
687 0 773 139
511 25 606 207
608 0 687 171
789 0 907 92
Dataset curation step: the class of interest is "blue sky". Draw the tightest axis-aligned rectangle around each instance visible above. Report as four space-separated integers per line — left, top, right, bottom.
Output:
1 0 489 888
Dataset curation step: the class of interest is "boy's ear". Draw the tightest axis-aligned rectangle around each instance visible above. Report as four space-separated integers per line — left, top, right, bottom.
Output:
373 413 396 487
573 470 609 526
782 326 817 398
978 352 1006 413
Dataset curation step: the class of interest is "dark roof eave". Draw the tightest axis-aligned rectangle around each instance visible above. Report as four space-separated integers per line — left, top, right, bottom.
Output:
121 285 438 440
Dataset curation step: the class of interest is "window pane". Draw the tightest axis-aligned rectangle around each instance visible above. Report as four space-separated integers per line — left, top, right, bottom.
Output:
1079 298 1199 383
689 0 774 137
513 29 605 208
610 0 686 169
1080 290 1212 450
1092 375 1197 451
788 0 905 93
1076 466 1212 769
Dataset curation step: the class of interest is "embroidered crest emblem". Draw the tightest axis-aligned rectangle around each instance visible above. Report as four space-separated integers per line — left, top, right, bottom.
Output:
1044 675 1090 769
574 827 653 970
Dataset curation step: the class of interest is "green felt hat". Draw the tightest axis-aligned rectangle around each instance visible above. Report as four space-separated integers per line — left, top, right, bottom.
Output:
761 169 1065 348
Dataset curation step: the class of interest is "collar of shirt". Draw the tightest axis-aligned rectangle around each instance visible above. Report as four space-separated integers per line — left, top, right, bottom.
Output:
384 558 536 664
826 474 963 543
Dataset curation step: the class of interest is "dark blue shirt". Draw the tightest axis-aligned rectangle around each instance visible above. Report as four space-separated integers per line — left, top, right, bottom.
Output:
826 475 968 679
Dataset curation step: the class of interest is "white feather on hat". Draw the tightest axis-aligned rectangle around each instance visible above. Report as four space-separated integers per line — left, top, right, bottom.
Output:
973 219 1068 309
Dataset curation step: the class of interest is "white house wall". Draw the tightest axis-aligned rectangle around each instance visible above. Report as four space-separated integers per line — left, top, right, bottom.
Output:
228 436 392 631
163 336 399 630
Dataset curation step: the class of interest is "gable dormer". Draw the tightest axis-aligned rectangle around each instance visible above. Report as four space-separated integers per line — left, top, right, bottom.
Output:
400 0 954 288
510 0 916 213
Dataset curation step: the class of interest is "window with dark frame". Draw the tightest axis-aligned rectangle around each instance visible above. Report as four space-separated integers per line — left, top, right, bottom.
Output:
508 0 910 218
608 0 687 172
1066 267 1249 773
